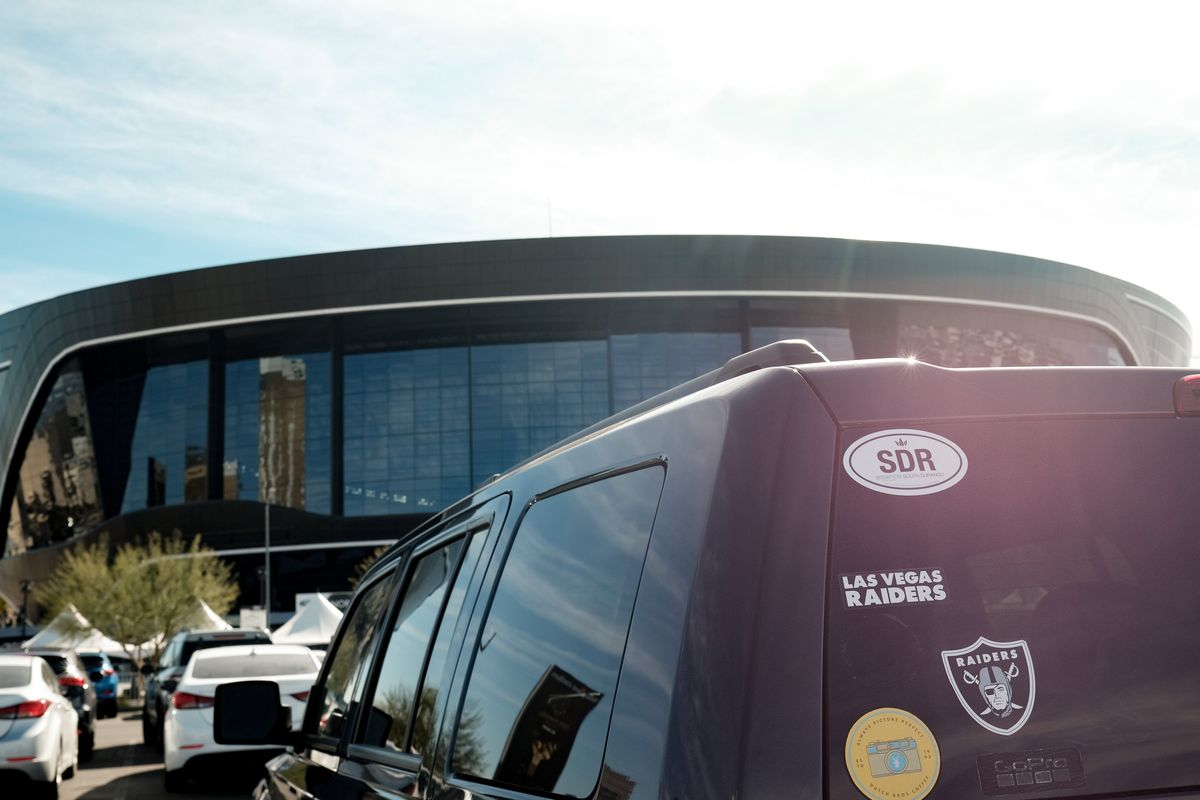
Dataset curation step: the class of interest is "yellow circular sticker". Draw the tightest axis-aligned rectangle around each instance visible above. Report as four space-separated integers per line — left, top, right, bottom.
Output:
845 708 940 800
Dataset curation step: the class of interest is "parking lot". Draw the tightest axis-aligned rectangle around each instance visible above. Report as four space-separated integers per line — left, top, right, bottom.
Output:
58 710 253 800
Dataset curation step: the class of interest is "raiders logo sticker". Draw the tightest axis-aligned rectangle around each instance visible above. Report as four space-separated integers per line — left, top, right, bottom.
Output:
844 707 940 800
843 429 968 496
941 637 1036 736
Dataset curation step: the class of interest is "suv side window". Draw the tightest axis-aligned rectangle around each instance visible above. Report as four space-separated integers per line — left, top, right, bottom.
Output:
310 568 397 742
356 530 486 756
451 465 664 798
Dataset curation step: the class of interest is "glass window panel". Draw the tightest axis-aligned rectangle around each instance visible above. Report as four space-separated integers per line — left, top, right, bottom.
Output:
314 571 395 741
7 361 104 553
360 538 467 752
121 359 207 514
344 347 471 515
453 466 664 797
469 341 610 487
609 332 740 411
223 353 331 513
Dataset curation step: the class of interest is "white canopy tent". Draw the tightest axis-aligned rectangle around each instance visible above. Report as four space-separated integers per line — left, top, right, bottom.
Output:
270 594 343 648
22 605 131 658
187 599 233 631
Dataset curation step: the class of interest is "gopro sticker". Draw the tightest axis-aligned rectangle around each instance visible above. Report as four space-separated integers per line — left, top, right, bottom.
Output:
977 746 1085 795
843 429 968 496
845 708 940 800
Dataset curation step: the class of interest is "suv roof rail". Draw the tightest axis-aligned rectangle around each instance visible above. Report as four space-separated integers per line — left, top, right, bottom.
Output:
519 339 828 465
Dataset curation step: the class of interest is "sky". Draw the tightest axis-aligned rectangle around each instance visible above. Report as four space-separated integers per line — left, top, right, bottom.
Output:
1 1 1197 362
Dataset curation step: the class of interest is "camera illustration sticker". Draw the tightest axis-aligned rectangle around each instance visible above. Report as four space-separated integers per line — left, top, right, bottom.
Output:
942 637 1036 736
845 708 940 800
843 429 968 496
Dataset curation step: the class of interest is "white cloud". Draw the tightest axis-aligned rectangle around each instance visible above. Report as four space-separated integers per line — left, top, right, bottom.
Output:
0 1 1197 350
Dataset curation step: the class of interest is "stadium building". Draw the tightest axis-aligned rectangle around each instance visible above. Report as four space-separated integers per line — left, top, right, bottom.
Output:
0 235 1190 618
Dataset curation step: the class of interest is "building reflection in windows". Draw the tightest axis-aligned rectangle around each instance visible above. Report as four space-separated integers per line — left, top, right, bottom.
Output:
7 361 103 554
469 341 608 488
120 360 208 512
610 332 740 410
224 353 331 512
343 347 471 517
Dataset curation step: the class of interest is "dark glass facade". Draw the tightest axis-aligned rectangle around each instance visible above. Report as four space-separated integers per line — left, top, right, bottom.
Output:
0 235 1188 612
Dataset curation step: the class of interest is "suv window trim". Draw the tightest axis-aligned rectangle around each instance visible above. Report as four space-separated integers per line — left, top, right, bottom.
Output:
347 500 505 771
302 561 404 755
444 459 666 797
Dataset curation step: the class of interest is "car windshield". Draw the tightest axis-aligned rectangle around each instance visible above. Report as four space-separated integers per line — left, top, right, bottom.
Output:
192 653 316 679
0 664 31 688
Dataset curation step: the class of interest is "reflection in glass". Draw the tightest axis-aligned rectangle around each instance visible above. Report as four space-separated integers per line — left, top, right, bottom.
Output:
361 539 464 752
455 467 664 798
610 333 740 410
410 532 486 756
316 573 394 740
224 353 331 512
344 348 470 516
120 360 208 512
8 361 103 554
470 341 608 487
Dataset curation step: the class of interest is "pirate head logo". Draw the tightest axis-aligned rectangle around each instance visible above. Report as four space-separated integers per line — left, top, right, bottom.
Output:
941 637 1035 735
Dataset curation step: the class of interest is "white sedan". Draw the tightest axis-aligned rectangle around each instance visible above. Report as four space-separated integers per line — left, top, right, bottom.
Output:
162 644 320 792
0 653 79 798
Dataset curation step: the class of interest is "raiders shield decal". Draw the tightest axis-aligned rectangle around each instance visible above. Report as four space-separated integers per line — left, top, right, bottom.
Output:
941 637 1035 736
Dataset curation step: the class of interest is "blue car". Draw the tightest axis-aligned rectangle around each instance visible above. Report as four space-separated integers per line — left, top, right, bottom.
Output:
79 651 119 719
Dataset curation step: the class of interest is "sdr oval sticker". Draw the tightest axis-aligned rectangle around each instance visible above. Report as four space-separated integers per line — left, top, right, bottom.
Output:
843 429 968 496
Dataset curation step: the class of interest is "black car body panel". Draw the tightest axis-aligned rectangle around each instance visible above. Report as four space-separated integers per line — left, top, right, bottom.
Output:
232 351 1200 800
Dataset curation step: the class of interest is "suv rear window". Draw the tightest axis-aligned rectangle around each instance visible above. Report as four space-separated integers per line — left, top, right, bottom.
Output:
193 653 317 679
0 664 30 688
34 655 68 674
827 417 1200 798
180 634 269 666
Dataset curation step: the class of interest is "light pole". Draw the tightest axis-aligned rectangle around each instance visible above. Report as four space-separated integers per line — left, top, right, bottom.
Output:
264 487 274 624
19 580 31 637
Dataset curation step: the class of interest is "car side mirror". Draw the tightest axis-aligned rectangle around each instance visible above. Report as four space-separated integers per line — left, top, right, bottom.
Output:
214 681 295 746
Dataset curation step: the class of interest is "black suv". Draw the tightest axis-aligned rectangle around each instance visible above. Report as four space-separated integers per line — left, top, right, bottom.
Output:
142 628 271 749
217 343 1200 800
25 647 97 762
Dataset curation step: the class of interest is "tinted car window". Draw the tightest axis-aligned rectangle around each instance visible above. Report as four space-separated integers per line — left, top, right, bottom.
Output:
180 634 270 666
81 655 105 671
453 466 664 798
411 532 487 756
314 571 396 740
35 655 68 674
827 418 1200 799
193 653 317 679
0 664 30 687
359 539 464 753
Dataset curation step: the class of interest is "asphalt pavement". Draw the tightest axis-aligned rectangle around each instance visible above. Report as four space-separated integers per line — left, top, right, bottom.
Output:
59 710 257 800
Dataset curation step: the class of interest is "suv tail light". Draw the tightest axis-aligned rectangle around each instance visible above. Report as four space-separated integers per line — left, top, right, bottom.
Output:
102 668 115 677
291 691 310 701
58 675 86 688
0 699 52 719
171 691 215 710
